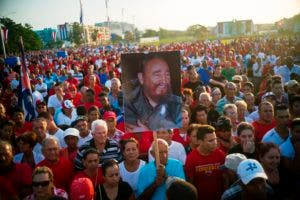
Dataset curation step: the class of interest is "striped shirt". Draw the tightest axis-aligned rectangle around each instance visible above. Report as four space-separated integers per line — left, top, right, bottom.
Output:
74 138 122 170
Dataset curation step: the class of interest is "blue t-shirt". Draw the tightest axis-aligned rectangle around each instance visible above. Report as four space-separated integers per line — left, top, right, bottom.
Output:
136 159 185 200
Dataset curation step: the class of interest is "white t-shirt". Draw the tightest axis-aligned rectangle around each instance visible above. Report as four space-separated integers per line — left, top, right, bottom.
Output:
35 83 48 97
78 131 93 147
48 128 66 148
119 160 146 196
55 109 78 126
148 140 187 165
47 94 62 111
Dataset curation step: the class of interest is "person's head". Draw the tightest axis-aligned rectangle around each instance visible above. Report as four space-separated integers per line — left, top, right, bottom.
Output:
187 124 200 148
274 104 290 127
33 118 48 142
198 92 212 108
0 140 13 170
285 80 299 95
191 104 208 125
157 129 173 144
271 80 283 97
41 137 60 163
187 65 198 82
63 128 79 149
36 100 47 114
258 142 280 171
237 122 255 144
103 111 117 134
224 82 237 99
261 92 276 106
211 87 222 103
166 179 198 200
54 83 63 96
74 116 89 136
258 101 274 123
138 56 171 103
82 148 99 171
91 119 108 145
12 107 25 125
196 125 217 154
110 78 121 91
0 120 15 142
235 100 248 119
243 92 255 109
242 82 254 94
237 159 268 199
68 84 77 98
289 95 300 117
87 106 100 123
232 75 242 92
223 104 238 124
150 138 169 165
121 138 140 162
214 64 222 75
99 93 110 107
31 166 55 200
70 178 94 200
85 89 95 102
183 88 193 106
181 109 190 129
89 75 96 86
87 65 94 75
223 153 247 173
17 131 38 153
0 103 6 116
291 118 300 144
62 100 74 117
102 159 120 187
215 116 232 141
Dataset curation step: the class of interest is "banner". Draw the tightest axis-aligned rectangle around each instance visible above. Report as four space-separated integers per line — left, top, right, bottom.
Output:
18 37 36 121
52 31 57 42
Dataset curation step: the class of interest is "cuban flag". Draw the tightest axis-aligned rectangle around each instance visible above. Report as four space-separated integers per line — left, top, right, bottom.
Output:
1 27 8 43
18 37 35 121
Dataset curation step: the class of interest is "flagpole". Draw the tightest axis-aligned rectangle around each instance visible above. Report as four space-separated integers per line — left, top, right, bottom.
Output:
0 25 7 58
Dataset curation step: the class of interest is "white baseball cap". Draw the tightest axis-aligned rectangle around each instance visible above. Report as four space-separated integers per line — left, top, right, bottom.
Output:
221 153 247 172
237 159 268 185
64 128 79 138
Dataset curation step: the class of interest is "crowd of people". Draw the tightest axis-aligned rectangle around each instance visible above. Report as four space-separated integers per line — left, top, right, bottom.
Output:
0 36 300 200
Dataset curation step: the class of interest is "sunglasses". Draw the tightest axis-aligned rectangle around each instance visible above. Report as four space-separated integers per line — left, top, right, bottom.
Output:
32 180 51 187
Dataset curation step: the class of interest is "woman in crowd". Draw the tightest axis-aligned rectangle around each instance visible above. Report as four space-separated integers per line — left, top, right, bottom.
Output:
87 105 100 129
24 166 68 200
96 159 134 200
209 64 227 95
74 148 104 188
228 122 258 159
119 138 146 197
14 131 44 169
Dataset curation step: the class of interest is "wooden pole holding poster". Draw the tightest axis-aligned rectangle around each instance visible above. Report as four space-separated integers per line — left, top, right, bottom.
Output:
153 131 160 168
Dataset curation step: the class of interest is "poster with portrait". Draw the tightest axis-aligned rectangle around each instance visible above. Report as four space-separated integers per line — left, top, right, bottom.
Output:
121 51 182 133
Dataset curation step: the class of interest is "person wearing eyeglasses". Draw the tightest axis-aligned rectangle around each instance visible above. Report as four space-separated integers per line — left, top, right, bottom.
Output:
24 166 68 200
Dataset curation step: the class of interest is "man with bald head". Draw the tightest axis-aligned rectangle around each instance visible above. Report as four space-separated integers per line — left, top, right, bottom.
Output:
124 54 182 132
37 137 74 191
137 139 185 200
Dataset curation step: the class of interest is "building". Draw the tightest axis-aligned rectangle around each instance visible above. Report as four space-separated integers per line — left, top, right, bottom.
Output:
82 25 110 45
57 23 72 41
95 21 135 38
35 28 57 45
215 20 254 37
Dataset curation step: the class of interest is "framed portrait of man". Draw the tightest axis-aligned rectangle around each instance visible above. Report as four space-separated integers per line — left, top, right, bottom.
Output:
122 51 182 133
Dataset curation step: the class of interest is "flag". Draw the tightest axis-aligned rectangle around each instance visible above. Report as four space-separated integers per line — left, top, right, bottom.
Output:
52 31 57 42
1 27 8 43
18 37 35 121
79 0 83 24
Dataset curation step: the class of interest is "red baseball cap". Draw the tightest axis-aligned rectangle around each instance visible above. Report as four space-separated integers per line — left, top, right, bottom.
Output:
103 111 116 120
70 178 94 200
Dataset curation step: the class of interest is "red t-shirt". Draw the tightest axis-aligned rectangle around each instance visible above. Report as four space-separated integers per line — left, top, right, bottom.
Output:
0 163 32 199
172 129 190 148
73 168 104 187
252 119 276 143
15 122 33 137
185 148 225 200
37 157 74 191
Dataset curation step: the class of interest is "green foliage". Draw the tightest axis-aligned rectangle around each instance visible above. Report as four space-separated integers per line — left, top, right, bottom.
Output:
44 40 63 49
111 34 122 44
142 29 158 37
91 29 99 42
0 17 43 54
124 31 134 42
70 22 84 46
186 24 209 39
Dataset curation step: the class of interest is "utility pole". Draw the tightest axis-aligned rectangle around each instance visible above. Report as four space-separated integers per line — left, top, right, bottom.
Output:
0 23 7 58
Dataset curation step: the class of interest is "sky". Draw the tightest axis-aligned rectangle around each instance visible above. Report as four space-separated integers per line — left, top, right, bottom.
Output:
1 0 300 31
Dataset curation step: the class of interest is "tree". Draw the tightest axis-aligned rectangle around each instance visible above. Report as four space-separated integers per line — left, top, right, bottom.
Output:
142 29 158 37
0 17 43 54
91 29 99 42
111 33 122 44
186 24 209 40
70 22 84 46
124 31 134 42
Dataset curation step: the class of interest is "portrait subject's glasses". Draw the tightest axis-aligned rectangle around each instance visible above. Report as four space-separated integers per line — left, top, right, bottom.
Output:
32 180 51 187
